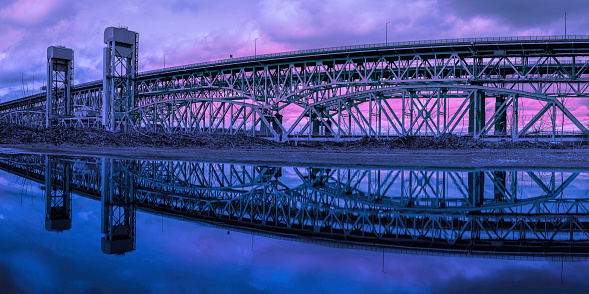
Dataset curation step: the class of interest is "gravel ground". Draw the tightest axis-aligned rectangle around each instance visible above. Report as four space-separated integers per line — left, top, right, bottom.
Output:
1 123 589 169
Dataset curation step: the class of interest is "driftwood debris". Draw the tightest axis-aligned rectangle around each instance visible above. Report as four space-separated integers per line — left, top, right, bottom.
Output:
0 123 584 150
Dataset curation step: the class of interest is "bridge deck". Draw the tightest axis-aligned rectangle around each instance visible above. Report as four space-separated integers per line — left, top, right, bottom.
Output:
4 35 589 112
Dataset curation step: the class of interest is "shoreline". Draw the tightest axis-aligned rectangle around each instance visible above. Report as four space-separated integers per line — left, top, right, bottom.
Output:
2 143 589 170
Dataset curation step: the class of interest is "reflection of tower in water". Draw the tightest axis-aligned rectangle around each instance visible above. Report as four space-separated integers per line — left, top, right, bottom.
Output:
44 157 72 232
100 158 136 255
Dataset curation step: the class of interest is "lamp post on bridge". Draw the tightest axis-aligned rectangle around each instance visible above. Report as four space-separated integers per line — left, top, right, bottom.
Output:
565 12 567 36
255 37 260 58
164 53 167 69
386 21 390 44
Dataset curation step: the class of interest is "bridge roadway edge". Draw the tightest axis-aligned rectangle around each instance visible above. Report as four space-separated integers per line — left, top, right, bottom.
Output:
2 144 589 170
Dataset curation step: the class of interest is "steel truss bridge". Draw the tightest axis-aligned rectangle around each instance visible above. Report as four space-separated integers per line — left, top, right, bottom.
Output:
2 32 589 141
1 154 588 260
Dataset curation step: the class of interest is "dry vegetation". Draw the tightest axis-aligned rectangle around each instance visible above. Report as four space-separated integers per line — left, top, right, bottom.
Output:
0 123 281 148
0 123 586 150
302 133 583 150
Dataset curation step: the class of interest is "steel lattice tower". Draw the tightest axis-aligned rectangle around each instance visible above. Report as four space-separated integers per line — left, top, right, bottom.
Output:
46 46 73 127
102 27 138 131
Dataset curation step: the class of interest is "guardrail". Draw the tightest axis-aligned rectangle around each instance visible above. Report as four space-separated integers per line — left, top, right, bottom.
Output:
73 80 101 89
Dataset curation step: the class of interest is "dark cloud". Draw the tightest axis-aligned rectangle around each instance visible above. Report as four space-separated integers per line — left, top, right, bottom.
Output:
169 0 200 13
0 0 19 10
0 66 45 84
440 0 589 29
435 263 589 294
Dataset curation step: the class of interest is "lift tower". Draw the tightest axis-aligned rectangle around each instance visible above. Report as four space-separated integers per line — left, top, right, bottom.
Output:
46 46 73 127
102 27 138 131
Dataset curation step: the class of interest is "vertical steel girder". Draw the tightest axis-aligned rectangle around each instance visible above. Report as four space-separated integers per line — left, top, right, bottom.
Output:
102 27 138 131
46 46 73 127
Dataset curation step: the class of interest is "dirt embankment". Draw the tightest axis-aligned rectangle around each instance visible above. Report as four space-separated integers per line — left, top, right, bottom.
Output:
0 123 586 150
1 123 589 169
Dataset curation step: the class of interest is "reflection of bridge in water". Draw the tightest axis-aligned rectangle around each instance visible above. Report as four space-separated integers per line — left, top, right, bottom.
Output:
1 154 588 260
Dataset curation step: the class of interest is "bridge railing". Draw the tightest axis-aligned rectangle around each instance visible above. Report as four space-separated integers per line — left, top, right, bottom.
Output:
74 81 102 89
140 35 589 76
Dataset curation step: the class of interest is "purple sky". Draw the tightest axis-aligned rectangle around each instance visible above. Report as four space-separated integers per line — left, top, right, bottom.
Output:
0 0 586 102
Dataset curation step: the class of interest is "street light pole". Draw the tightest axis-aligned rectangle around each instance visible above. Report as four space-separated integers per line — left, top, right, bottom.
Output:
386 22 390 44
164 53 167 69
255 38 260 58
565 12 567 36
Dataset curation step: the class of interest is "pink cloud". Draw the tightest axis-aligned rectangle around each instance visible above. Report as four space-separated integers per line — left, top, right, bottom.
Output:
0 0 63 26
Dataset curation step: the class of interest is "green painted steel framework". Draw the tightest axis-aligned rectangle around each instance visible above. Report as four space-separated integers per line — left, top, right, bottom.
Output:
1 154 588 260
2 35 589 141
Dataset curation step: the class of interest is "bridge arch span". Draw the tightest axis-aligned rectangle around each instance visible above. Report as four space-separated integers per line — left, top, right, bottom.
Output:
278 84 589 140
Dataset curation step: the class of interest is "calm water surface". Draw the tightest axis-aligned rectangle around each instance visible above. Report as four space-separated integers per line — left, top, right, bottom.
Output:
0 153 588 293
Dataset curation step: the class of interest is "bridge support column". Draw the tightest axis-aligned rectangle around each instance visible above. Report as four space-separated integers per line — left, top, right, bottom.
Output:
325 119 332 136
441 89 448 134
46 46 74 128
494 95 507 135
311 112 320 136
512 95 519 140
102 27 138 131
45 157 72 231
468 171 484 207
309 109 331 137
260 113 283 139
469 90 485 136
405 90 416 136
101 158 135 255
260 166 282 181
493 171 506 200
273 113 283 139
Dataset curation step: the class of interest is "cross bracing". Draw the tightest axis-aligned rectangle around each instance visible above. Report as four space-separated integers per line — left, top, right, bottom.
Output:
1 154 589 259
3 36 589 140
46 46 74 128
